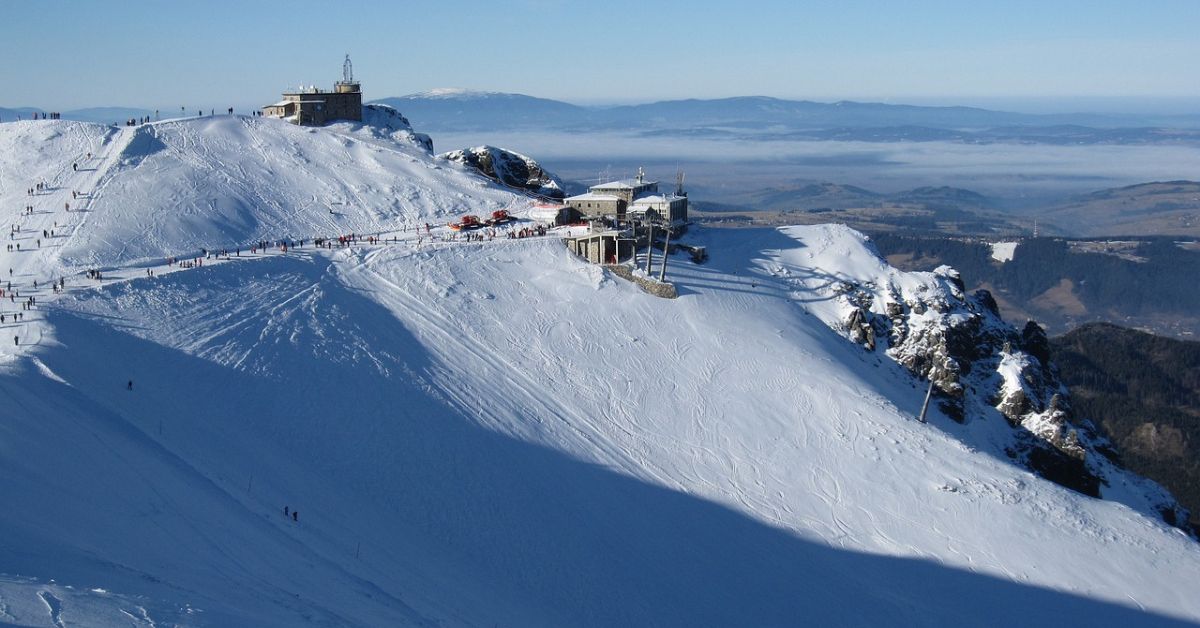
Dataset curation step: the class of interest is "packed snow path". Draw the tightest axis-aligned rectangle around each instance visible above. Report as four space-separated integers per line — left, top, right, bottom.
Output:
1 124 129 358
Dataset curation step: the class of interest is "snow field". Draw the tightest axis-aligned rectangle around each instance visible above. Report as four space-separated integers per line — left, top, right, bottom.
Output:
0 117 1198 626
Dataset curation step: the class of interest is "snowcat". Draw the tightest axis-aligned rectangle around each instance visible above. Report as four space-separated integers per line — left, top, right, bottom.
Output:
449 214 482 231
486 209 514 226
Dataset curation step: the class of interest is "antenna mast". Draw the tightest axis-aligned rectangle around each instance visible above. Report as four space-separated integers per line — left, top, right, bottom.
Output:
342 53 354 83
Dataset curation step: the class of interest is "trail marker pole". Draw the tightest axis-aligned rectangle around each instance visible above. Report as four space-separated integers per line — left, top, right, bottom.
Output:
917 379 934 423
659 226 671 282
644 223 654 274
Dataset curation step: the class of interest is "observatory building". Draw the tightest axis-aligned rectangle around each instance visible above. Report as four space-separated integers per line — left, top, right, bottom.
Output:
263 55 363 126
564 168 689 230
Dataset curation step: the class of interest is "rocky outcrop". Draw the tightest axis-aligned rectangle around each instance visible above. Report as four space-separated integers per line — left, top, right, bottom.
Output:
438 145 564 198
358 104 433 152
825 247 1179 513
762 224 1191 531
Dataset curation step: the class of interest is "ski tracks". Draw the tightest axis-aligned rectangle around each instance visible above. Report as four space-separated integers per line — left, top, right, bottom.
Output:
119 605 157 627
341 251 654 478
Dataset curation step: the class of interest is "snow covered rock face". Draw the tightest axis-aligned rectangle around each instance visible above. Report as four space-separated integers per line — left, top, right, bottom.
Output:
766 225 1189 526
438 145 564 198
353 104 434 152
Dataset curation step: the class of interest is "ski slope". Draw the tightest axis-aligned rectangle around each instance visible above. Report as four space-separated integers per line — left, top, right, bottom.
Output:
0 116 1198 627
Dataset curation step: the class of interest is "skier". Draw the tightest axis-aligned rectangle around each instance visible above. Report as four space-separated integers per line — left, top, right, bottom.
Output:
72 163 77 172
292 510 298 522
284 506 289 518
127 380 133 391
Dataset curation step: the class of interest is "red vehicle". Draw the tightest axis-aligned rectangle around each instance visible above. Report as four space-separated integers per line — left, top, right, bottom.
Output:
486 209 514 226
449 214 482 231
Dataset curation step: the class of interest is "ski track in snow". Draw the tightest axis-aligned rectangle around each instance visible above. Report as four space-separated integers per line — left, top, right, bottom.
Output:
1 116 1199 626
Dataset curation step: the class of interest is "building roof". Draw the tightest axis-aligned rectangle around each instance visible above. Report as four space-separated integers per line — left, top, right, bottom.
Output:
265 101 292 108
573 229 632 239
565 192 621 202
591 178 658 190
631 194 686 205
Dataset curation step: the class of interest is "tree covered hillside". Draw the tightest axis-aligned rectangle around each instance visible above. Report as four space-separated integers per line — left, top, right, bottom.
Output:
1051 323 1200 532
871 234 1200 337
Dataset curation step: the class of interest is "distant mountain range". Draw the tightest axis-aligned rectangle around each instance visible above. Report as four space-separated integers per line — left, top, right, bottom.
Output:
368 91 1200 144
371 90 586 131
8 92 1200 145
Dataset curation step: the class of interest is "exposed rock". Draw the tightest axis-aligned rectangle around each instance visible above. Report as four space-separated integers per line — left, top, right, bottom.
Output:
974 289 1000 315
1021 320 1052 367
846 307 876 351
826 240 1099 483
438 145 564 198
784 225 1191 530
996 384 1030 422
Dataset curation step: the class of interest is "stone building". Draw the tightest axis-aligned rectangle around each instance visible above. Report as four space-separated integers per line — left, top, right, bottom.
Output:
564 167 687 229
566 229 635 265
263 55 363 126
630 193 688 225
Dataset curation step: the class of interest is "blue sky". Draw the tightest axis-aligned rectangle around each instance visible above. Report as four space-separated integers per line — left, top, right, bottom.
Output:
1 0 1198 112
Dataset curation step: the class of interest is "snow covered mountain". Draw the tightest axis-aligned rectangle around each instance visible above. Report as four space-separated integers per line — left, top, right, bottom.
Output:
1 111 1199 627
371 91 586 132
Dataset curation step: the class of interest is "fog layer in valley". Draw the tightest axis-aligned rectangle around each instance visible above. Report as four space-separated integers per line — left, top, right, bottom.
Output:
433 130 1200 209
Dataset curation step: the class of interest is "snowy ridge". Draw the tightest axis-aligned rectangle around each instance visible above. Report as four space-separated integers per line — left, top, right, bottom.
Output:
0 118 1198 626
0 113 521 273
401 88 503 99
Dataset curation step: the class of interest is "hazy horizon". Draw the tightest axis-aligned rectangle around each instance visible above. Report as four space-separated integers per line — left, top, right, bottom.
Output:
5 92 1200 121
